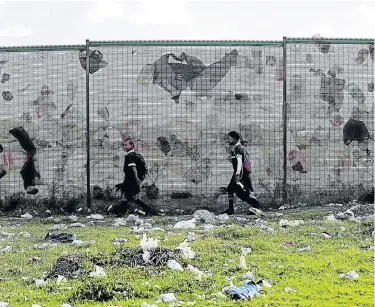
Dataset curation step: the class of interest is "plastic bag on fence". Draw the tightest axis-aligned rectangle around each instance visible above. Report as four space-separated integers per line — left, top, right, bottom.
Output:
137 64 155 86
9 126 36 156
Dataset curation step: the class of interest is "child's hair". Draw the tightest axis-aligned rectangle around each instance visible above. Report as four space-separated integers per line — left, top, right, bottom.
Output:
228 131 246 146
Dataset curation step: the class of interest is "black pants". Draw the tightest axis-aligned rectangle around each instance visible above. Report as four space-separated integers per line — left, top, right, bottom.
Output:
227 174 259 207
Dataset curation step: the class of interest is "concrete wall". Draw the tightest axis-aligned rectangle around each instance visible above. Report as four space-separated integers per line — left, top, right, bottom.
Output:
0 43 373 202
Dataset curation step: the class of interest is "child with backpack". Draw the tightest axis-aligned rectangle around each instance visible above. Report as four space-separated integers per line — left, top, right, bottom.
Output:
222 131 263 216
109 139 154 216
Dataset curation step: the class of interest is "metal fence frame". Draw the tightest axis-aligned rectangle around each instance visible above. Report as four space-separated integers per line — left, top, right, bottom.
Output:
0 37 373 207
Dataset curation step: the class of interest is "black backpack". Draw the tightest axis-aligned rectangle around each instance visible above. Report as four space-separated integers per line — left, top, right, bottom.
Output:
134 152 148 181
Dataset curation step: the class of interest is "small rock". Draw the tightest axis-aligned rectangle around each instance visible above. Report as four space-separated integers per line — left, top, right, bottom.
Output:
45 210 52 215
61 304 73 307
21 213 33 219
158 293 177 303
278 206 286 210
0 303 8 307
76 208 83 213
86 221 95 226
57 275 67 283
340 271 359 279
32 304 42 307
187 265 206 280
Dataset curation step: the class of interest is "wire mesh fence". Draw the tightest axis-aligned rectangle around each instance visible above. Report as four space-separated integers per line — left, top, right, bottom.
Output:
0 38 373 208
0 46 87 207
285 38 374 202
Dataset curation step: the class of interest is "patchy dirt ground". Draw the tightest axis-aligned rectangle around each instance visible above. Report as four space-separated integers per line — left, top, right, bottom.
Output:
0 202 373 307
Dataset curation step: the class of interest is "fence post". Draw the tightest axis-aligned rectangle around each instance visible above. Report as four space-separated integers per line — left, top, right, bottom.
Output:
282 37 288 203
85 39 91 209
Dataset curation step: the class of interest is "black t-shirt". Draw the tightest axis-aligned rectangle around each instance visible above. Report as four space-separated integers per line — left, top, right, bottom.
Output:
123 151 138 180
230 144 250 177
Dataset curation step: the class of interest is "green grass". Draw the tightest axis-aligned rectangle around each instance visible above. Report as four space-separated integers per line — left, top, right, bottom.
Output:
0 212 373 307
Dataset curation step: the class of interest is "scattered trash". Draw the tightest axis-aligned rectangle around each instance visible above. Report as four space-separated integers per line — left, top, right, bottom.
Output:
226 281 262 300
281 241 294 250
21 213 33 219
310 232 332 239
187 265 207 280
257 224 275 234
61 304 72 307
158 293 177 303
72 240 96 245
34 278 47 288
194 210 216 223
262 280 272 288
50 224 68 231
19 231 31 238
327 203 343 207
173 218 196 229
35 243 57 249
242 271 254 281
57 275 67 283
45 232 76 243
186 232 196 242
203 224 214 231
340 271 359 279
29 257 42 264
113 238 128 245
0 227 15 238
296 245 311 252
67 215 78 222
278 206 286 210
177 241 195 259
140 234 159 263
285 287 297 293
70 223 86 228
141 303 158 307
239 247 252 269
89 265 107 277
112 218 127 227
167 259 184 271
0 303 8 307
86 214 104 220
336 210 354 220
279 219 305 227
217 214 230 222
0 246 13 253
32 304 42 307
325 214 339 222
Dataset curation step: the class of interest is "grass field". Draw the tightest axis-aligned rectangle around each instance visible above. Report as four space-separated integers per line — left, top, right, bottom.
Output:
0 207 373 307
